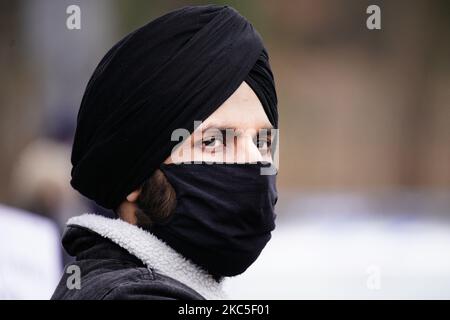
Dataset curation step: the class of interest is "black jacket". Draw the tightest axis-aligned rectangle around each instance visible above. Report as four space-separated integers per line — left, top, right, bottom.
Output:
51 225 205 300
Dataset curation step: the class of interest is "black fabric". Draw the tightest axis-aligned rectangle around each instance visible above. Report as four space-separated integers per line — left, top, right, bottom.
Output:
51 225 205 300
150 161 278 277
70 4 278 210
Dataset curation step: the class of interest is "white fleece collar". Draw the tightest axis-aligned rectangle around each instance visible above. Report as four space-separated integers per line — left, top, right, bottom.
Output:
67 214 228 300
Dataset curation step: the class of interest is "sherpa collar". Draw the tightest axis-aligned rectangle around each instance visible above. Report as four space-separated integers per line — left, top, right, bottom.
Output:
67 214 228 300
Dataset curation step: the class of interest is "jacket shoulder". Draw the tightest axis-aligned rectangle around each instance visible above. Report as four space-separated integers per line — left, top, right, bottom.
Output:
52 259 204 300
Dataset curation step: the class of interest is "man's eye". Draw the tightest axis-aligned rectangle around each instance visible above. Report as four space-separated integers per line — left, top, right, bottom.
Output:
256 137 272 150
202 136 223 149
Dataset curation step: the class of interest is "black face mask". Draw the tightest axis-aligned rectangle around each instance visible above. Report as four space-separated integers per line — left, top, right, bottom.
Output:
149 161 278 278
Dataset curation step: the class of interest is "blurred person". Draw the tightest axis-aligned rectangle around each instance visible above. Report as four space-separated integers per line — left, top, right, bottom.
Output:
10 138 89 267
52 5 279 300
10 138 85 226
0 204 61 299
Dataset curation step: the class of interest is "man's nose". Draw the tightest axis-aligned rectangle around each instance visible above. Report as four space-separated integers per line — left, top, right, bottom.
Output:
235 135 263 163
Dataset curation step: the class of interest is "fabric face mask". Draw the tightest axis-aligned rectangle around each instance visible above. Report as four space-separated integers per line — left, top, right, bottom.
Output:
149 161 278 278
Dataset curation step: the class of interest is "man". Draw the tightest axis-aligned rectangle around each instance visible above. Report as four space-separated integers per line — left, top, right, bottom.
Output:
52 4 279 300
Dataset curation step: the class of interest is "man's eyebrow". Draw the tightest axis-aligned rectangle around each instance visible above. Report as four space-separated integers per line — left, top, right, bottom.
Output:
199 122 274 132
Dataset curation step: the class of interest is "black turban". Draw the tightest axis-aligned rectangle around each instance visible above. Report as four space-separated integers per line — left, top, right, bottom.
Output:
71 5 278 210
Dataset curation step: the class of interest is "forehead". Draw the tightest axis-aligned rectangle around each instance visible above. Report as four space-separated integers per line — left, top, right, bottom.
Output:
197 81 273 131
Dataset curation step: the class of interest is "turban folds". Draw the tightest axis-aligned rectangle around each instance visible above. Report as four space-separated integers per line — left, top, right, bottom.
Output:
71 5 278 209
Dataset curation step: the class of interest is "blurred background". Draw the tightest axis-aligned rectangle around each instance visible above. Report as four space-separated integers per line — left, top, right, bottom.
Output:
0 0 449 299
